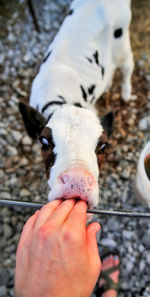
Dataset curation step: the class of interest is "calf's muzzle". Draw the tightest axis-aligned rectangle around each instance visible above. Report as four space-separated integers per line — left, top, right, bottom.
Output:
58 167 97 206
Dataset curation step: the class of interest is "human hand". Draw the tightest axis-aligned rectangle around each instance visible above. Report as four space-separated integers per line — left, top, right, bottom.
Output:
15 199 101 297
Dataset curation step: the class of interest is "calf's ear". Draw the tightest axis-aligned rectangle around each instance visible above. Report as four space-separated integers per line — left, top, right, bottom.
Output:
101 111 114 137
19 102 47 139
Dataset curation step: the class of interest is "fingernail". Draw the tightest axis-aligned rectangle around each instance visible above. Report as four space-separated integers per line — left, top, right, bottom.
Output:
96 223 101 232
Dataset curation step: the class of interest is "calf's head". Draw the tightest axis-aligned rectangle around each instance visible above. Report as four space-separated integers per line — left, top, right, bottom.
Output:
19 102 113 208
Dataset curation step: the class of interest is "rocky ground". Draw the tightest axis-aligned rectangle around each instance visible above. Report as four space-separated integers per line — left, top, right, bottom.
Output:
0 1 150 296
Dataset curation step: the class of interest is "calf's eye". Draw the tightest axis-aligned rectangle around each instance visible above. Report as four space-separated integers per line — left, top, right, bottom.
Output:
40 137 50 150
97 142 108 155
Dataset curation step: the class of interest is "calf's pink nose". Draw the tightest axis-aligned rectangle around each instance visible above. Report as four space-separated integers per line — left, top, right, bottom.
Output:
60 168 94 186
59 168 95 201
61 173 93 186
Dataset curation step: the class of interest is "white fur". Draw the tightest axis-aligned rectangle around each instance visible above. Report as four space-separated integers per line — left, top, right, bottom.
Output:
29 0 134 207
30 0 134 113
47 105 103 207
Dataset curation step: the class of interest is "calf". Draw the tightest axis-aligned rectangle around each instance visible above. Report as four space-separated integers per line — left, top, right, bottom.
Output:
19 0 134 208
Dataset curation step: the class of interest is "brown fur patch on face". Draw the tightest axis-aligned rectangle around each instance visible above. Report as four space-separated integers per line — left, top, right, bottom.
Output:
95 131 108 170
39 127 56 178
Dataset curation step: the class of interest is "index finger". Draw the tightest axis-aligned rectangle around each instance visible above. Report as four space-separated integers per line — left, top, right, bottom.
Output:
33 199 62 232
64 200 87 231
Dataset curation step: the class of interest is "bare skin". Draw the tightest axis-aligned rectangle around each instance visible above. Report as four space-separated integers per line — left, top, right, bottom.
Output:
99 255 120 297
15 199 101 297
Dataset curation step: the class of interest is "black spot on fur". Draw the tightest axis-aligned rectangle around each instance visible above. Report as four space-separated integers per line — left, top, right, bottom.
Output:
43 50 52 63
68 9 74 15
86 57 93 63
101 66 105 78
80 85 87 102
74 102 82 108
42 101 65 113
88 85 96 95
88 52 104 79
57 95 66 103
46 112 54 122
93 51 100 66
114 28 123 38
90 96 95 104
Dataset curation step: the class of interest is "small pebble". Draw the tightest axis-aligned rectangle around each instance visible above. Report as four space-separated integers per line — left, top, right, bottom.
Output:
20 188 31 197
22 135 32 146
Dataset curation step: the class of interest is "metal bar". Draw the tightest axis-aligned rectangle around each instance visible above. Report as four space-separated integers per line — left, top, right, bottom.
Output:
0 199 150 218
87 208 150 218
0 199 43 209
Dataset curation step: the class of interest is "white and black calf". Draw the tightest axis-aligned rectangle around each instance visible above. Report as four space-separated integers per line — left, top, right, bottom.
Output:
19 0 134 208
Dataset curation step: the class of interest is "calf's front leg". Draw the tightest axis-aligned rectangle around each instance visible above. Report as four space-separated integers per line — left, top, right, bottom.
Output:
121 50 134 102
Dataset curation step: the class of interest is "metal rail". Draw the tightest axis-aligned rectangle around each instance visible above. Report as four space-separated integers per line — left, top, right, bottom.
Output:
0 199 150 218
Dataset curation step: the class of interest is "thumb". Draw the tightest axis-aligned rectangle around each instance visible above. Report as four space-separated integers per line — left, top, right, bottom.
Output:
86 222 101 261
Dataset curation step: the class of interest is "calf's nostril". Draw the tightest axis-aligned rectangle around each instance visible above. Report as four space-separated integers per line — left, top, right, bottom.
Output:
61 174 69 184
87 176 93 186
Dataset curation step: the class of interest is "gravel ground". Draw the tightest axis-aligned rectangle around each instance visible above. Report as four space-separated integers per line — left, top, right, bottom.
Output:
0 1 150 296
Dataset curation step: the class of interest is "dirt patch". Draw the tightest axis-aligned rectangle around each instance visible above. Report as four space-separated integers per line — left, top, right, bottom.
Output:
131 0 150 64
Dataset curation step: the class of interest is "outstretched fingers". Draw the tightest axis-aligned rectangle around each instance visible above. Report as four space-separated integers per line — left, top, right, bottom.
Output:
45 199 76 228
33 199 62 232
64 200 87 233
